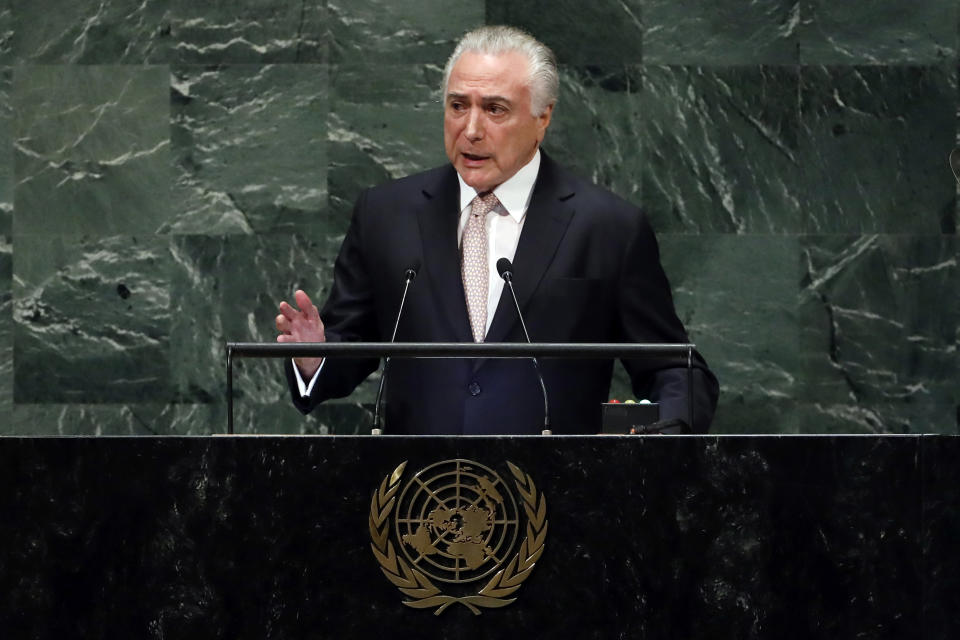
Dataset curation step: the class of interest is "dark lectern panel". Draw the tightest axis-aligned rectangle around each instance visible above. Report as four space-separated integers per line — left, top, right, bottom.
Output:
0 435 952 639
921 436 960 640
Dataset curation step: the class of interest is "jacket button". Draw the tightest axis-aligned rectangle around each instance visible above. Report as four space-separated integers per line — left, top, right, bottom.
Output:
468 381 481 396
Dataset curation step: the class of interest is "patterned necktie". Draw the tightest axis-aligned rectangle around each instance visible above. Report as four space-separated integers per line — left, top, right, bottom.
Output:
462 192 500 342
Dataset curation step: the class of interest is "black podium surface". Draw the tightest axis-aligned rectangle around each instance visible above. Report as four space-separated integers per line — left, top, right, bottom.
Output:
3 435 958 639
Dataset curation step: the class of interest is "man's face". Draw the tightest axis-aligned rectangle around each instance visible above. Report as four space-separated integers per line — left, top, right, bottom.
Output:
444 50 553 193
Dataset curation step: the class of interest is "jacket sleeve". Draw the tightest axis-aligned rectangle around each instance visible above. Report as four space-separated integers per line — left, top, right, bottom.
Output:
616 209 719 433
284 189 381 414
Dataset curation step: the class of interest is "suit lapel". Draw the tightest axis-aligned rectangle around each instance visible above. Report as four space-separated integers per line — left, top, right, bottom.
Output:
417 166 473 342
484 153 576 344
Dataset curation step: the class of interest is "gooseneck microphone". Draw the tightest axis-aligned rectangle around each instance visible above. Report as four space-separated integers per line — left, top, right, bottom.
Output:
950 148 960 184
372 267 418 435
496 258 551 435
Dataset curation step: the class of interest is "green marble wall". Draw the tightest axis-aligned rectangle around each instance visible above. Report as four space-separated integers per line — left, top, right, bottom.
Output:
1 1 957 435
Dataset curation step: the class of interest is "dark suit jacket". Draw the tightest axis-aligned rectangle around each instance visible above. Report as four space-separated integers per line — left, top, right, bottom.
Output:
286 152 719 434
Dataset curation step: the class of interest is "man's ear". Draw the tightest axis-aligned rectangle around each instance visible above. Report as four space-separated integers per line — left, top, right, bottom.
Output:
537 103 554 140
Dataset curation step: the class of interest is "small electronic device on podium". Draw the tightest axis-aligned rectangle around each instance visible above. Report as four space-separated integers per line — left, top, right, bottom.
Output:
601 400 658 434
601 401 689 434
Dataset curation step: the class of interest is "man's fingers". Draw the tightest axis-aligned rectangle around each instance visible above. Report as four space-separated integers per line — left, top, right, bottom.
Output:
278 300 300 322
292 289 323 327
294 289 313 312
277 290 324 344
293 290 323 323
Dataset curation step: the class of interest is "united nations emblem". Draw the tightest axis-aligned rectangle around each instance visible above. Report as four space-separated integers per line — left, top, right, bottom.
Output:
369 459 548 615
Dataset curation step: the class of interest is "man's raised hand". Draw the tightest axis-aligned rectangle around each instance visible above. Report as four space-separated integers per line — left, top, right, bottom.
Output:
276 289 325 378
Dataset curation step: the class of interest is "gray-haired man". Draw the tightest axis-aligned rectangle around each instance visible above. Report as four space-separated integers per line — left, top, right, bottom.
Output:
276 26 718 434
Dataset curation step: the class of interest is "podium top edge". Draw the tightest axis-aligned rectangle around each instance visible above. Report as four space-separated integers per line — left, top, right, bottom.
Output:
0 434 948 440
225 342 698 359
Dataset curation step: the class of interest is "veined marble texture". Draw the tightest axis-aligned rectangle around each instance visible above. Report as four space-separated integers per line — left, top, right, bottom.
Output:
0 67 10 236
487 0 644 65
169 233 329 406
644 0 799 65
328 63 446 223
0 5 10 65
0 69 7 420
168 232 379 433
547 65 644 203
11 0 173 64
0 0 958 434
10 0 328 65
642 65 802 233
0 233 10 418
7 401 359 435
168 64 328 235
14 65 171 236
799 235 958 432
14 234 171 403
328 0 484 64
172 0 327 63
660 235 801 433
800 65 956 234
800 0 957 64
9 403 200 436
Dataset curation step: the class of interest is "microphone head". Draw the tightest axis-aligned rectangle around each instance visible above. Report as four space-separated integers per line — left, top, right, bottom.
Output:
496 258 513 280
951 148 960 184
404 267 418 281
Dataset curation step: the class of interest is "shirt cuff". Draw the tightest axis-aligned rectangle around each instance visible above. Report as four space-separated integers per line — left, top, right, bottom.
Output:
292 358 324 397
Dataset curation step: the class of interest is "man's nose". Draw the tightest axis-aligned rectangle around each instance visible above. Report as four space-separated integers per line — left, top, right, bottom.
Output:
465 107 484 140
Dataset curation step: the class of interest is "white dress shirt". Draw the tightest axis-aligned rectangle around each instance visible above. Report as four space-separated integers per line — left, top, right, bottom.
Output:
294 150 542 396
456 148 540 333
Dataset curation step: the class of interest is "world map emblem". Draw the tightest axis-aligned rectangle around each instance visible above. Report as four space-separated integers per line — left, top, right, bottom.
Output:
369 459 548 615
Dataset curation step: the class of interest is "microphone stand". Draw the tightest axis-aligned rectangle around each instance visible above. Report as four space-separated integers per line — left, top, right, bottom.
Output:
371 268 417 435
498 260 551 435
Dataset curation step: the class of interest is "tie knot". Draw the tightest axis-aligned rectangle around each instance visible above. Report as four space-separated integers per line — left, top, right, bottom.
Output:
471 192 500 217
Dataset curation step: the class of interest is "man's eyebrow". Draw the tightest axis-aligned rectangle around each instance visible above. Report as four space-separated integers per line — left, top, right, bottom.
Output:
445 92 513 105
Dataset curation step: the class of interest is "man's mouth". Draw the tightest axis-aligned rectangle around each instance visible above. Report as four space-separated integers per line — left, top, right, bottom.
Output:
461 152 489 164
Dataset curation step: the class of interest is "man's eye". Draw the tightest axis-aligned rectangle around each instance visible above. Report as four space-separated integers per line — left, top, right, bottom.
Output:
488 104 505 115
450 102 465 111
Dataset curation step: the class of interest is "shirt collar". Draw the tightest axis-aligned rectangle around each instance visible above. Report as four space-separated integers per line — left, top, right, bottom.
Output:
456 149 541 223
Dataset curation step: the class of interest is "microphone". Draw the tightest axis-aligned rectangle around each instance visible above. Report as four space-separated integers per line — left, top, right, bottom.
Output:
496 258 551 435
372 266 418 435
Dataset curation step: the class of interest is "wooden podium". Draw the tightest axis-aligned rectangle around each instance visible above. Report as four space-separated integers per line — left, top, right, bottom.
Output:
2 434 957 639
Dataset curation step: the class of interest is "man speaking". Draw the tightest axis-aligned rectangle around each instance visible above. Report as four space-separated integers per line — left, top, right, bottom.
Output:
275 25 718 434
